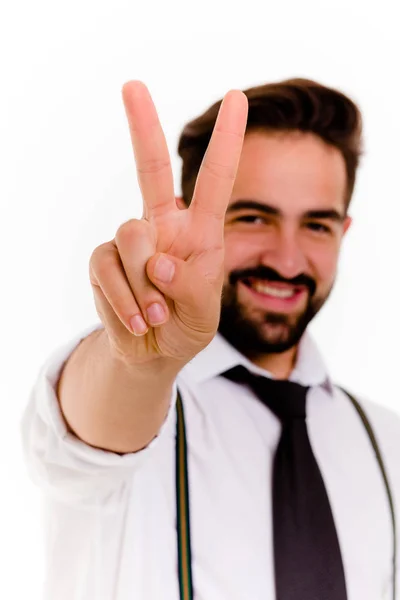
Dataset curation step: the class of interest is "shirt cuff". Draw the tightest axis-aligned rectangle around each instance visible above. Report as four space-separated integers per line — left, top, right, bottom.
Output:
22 322 178 478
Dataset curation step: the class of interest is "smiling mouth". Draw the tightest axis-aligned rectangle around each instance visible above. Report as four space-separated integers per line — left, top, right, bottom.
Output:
241 277 306 299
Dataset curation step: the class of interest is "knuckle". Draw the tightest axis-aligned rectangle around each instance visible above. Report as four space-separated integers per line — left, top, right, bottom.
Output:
116 300 136 326
90 244 118 279
89 244 106 272
214 126 244 140
202 159 236 181
116 218 139 240
90 242 107 263
137 158 170 175
191 204 225 220
115 218 150 246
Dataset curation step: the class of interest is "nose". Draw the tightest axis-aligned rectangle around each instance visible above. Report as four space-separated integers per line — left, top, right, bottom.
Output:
260 226 308 280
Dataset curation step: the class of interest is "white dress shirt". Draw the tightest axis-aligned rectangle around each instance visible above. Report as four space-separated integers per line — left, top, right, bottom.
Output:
21 322 400 600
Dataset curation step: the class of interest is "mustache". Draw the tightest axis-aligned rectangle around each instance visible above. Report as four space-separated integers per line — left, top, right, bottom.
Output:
229 266 317 297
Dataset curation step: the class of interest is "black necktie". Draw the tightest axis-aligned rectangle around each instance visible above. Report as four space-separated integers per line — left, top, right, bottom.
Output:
222 365 347 600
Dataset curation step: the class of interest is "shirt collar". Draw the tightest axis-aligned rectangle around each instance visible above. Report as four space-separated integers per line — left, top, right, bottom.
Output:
180 330 335 395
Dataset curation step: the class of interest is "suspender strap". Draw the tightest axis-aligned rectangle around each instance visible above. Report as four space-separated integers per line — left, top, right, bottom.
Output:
176 390 194 600
176 387 397 600
339 387 397 600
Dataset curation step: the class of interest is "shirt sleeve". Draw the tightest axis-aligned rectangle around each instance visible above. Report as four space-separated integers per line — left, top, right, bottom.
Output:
20 322 178 510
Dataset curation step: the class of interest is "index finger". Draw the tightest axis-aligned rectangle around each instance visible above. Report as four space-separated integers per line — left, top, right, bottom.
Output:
190 90 248 219
122 81 176 218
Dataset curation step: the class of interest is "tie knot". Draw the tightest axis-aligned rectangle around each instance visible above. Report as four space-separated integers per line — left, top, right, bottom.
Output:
222 365 309 422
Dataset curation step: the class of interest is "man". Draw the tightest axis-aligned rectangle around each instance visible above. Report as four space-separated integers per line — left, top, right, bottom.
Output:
21 78 400 600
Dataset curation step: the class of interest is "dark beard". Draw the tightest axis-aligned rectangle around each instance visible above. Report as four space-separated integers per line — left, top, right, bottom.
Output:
217 267 332 359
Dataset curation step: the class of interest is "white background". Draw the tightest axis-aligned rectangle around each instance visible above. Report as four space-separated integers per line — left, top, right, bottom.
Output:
1 0 399 597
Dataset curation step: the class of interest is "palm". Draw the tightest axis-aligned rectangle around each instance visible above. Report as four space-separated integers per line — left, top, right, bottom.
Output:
121 81 248 361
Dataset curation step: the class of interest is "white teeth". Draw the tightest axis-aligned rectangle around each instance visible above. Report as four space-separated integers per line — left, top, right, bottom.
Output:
252 282 295 298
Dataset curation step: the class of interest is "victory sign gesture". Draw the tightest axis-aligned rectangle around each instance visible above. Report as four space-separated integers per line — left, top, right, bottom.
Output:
89 81 248 368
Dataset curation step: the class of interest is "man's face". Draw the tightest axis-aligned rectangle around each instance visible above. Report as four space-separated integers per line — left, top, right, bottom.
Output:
218 129 352 358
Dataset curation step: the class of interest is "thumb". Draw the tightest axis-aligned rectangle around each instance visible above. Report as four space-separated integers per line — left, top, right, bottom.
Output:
146 252 222 313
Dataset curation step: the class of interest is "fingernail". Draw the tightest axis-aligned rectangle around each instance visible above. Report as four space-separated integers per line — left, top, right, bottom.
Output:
146 302 166 325
130 315 148 336
153 255 175 283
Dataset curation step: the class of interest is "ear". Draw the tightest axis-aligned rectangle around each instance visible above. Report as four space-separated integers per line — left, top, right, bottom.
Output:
175 196 187 210
343 215 352 235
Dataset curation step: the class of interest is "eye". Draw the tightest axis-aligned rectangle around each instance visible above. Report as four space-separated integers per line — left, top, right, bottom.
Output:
235 215 269 224
306 222 332 234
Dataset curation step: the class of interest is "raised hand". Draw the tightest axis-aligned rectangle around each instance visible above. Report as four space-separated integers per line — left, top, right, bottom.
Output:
89 81 248 368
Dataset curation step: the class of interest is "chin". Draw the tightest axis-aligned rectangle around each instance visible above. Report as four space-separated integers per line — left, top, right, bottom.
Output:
219 314 301 358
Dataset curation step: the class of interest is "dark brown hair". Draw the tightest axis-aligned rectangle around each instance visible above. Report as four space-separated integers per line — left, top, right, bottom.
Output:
177 78 363 211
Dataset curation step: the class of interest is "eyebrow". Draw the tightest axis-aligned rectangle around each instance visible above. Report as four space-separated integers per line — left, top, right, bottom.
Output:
226 200 345 223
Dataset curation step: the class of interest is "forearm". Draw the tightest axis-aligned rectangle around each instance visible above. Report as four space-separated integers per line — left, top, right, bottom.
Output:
56 328 181 454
